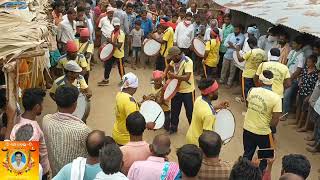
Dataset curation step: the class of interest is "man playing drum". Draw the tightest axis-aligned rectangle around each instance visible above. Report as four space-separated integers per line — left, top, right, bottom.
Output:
186 78 229 146
243 70 281 170
50 61 92 101
98 17 126 86
153 19 174 71
163 46 195 134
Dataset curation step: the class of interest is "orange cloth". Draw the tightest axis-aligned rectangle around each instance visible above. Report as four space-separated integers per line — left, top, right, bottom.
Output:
279 43 291 65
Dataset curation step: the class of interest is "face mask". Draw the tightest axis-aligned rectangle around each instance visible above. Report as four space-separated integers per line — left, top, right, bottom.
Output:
267 35 277 42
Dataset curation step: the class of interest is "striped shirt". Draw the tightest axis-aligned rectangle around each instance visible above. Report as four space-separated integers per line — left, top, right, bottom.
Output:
198 158 231 180
42 112 91 176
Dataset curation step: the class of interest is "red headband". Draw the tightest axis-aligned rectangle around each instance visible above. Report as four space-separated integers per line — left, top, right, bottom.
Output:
211 30 220 42
201 81 219 95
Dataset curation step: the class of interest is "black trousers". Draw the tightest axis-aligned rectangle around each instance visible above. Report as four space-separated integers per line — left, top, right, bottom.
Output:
156 55 167 71
163 111 171 130
180 48 191 57
243 129 273 171
104 57 125 80
217 52 225 78
84 73 89 85
170 91 195 130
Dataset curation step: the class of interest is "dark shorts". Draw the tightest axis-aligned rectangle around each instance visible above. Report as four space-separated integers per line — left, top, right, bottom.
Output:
297 95 309 112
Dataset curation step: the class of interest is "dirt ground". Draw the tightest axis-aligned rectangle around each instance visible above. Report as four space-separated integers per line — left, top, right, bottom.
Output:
41 61 320 179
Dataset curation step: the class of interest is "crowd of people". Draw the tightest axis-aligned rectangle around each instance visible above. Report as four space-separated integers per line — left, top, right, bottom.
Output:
0 0 320 179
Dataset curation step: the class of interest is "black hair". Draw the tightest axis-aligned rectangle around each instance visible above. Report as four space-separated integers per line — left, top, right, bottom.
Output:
172 13 179 18
67 8 77 14
115 0 123 8
270 48 280 57
229 157 262 180
263 70 274 79
0 88 6 109
77 6 86 13
282 154 311 179
126 3 133 8
234 23 244 31
193 13 200 19
52 1 64 9
15 124 34 141
99 144 123 174
22 88 46 111
307 54 318 63
190 2 197 7
223 13 232 19
198 78 215 90
15 151 23 157
135 20 142 26
293 35 304 45
247 37 258 47
279 31 290 40
104 136 116 145
86 0 93 5
86 130 107 157
198 131 222 157
55 85 79 108
176 144 203 177
203 3 209 8
313 39 320 48
126 111 146 136
185 12 192 17
179 7 186 13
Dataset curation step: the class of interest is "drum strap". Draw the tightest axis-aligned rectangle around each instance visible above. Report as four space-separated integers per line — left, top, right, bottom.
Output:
202 96 216 114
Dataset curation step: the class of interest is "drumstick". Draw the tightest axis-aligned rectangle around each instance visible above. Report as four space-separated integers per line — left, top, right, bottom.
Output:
279 112 288 119
153 111 162 123
202 62 207 78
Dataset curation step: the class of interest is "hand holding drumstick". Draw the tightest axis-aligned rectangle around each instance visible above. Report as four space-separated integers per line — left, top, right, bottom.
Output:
214 101 230 110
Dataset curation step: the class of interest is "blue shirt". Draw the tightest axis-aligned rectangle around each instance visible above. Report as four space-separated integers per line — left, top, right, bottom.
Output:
136 17 153 38
127 13 136 32
223 33 245 60
53 163 102 180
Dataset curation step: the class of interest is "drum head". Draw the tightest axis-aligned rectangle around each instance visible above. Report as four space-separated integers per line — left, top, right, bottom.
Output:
99 44 114 61
233 51 245 70
140 100 165 129
215 109 235 144
163 79 179 100
192 38 206 58
143 39 161 56
73 93 89 121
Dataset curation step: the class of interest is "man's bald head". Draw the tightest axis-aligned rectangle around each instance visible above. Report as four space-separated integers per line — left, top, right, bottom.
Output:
199 131 222 158
86 130 114 157
279 173 304 180
150 134 171 157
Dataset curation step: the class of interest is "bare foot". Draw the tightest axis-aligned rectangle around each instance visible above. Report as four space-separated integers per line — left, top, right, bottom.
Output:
304 136 315 141
306 141 315 146
306 146 319 153
297 128 307 132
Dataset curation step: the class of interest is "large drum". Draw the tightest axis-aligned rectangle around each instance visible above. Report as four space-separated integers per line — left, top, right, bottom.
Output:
233 50 245 70
214 109 235 144
192 38 206 58
163 79 179 101
143 39 161 56
99 43 114 62
73 93 90 123
140 100 165 129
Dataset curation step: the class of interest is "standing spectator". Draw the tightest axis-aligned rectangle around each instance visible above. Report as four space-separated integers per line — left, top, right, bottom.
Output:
84 2 96 43
176 144 202 180
177 8 186 23
229 157 262 180
129 20 144 69
281 154 311 179
242 25 259 53
94 144 129 180
43 85 91 176
120 111 151 175
283 36 305 121
57 8 77 53
54 131 115 180
204 19 223 42
313 40 320 70
52 1 64 26
278 31 291 65
127 134 180 180
174 12 194 57
136 10 153 38
197 131 231 180
186 3 198 15
113 0 129 34
126 3 136 32
258 26 279 55
75 7 87 38
98 7 114 44
218 13 234 77
220 24 245 88
10 88 50 179
203 28 221 78
293 55 319 128
203 3 212 19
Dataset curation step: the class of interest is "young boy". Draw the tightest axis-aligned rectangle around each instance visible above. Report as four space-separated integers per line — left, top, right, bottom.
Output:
130 20 144 69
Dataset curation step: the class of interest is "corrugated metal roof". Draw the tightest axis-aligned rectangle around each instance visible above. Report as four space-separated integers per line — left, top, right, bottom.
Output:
214 0 320 37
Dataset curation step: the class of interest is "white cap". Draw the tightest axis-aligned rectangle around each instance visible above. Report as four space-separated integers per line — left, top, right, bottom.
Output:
121 72 138 91
112 17 121 26
64 60 82 73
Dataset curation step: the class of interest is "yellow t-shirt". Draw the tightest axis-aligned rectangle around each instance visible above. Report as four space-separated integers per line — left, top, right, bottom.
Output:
205 39 220 67
74 39 94 71
160 27 174 58
49 75 88 94
112 30 125 59
255 61 290 98
169 56 195 93
57 54 89 71
152 87 170 112
244 87 282 135
242 48 267 78
186 96 215 146
112 92 139 145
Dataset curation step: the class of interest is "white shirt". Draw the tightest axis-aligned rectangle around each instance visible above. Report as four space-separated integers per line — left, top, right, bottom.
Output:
287 50 305 75
57 19 76 43
186 8 198 15
314 97 320 115
203 27 223 42
12 161 25 170
174 22 195 48
242 35 252 53
94 171 128 180
99 16 114 38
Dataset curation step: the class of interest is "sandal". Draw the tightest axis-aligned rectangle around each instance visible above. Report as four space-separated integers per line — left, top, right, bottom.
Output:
98 79 109 86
